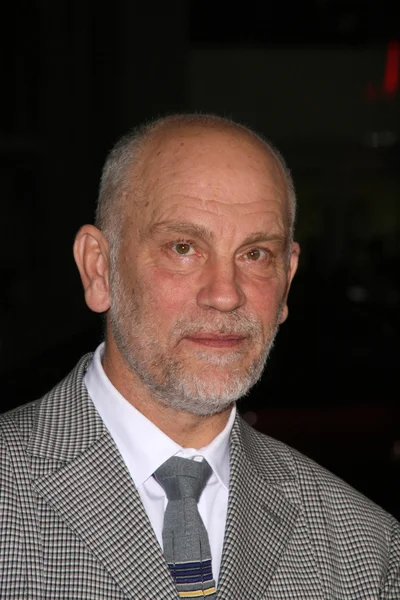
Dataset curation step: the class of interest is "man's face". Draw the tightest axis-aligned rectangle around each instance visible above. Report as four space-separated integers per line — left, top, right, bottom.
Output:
108 127 298 416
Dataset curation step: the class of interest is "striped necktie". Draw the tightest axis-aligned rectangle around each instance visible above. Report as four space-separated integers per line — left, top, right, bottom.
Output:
154 456 217 599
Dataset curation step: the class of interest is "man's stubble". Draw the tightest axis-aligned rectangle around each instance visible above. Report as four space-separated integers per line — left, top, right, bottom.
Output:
108 267 283 417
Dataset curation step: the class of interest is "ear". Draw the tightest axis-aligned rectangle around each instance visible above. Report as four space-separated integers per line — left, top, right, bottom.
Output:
279 241 300 324
73 224 111 313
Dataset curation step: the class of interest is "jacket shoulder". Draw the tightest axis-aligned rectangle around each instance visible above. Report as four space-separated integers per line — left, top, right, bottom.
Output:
0 353 94 446
239 416 397 527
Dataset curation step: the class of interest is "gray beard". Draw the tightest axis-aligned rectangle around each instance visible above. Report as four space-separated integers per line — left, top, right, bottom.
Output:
109 270 282 416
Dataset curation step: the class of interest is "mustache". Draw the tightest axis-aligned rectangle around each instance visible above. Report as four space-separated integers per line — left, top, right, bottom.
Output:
172 311 263 338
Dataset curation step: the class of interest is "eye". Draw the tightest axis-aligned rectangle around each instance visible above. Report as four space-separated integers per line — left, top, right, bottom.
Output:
172 241 196 256
244 247 269 261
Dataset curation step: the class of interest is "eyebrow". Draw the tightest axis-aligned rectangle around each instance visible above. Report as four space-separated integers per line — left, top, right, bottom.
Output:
148 221 215 243
241 231 287 247
148 221 287 247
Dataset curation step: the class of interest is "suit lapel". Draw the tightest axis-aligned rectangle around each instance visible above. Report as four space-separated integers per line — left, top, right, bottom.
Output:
28 354 179 600
217 416 301 600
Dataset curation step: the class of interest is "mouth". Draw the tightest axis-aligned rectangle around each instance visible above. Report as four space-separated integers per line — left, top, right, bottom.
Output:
184 333 247 349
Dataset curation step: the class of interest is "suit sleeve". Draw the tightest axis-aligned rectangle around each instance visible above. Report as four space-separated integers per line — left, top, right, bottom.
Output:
0 426 26 596
381 515 400 599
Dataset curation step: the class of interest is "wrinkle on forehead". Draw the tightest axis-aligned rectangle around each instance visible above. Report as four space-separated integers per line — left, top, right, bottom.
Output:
147 196 285 222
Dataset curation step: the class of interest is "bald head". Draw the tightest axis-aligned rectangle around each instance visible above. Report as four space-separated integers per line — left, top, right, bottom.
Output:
95 114 296 254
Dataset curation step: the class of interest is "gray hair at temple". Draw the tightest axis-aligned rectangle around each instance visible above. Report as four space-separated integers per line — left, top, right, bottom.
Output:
95 113 297 262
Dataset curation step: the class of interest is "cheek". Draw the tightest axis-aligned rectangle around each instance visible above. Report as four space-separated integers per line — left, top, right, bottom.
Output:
246 280 286 321
142 269 195 320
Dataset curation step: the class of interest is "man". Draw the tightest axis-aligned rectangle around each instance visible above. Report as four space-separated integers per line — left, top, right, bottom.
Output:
1 114 399 599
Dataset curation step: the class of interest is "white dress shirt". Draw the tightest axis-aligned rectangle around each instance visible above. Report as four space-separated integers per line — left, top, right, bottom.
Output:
84 343 235 583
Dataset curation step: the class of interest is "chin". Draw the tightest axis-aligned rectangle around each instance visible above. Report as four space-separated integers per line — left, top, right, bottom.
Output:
166 370 258 414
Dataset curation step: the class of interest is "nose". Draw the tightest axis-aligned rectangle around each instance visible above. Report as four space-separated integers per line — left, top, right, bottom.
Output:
196 258 246 313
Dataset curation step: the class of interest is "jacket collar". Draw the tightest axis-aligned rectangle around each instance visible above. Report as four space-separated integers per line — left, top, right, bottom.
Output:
217 416 321 599
27 353 104 461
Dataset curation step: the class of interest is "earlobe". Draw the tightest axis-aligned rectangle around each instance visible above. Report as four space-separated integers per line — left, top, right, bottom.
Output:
279 241 300 324
279 304 289 324
288 241 300 283
73 225 111 313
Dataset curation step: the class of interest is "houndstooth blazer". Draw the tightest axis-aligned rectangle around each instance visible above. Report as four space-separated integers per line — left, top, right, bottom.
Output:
1 353 399 599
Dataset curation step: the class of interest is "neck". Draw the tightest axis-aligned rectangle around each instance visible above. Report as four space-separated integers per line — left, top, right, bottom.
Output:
102 340 232 448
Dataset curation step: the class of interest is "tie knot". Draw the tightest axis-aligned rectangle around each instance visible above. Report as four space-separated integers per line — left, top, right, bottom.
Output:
154 456 212 501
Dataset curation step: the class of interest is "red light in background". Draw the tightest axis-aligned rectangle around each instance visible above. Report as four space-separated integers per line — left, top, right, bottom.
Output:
365 40 399 101
383 40 399 96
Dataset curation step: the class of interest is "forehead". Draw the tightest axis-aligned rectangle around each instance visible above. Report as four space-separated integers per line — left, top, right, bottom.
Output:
127 126 289 235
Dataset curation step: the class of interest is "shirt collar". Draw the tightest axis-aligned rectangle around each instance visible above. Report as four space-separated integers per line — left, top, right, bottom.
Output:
84 343 235 491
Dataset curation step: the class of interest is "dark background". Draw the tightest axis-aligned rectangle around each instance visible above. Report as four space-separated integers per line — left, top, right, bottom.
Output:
1 1 399 518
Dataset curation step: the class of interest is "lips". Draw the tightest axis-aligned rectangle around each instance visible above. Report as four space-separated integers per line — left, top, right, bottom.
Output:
184 333 246 348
